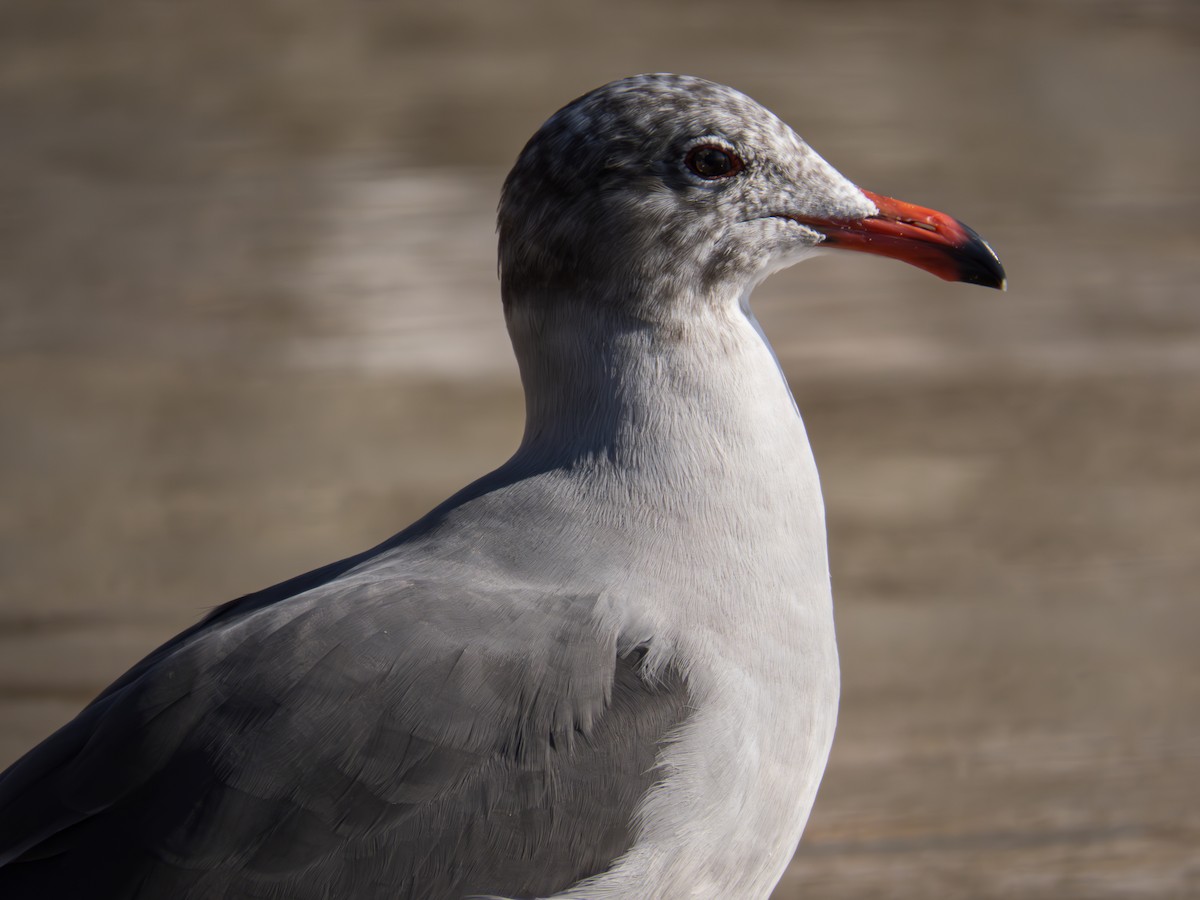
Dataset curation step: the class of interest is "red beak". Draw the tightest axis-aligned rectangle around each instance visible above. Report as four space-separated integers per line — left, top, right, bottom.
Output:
797 189 1006 290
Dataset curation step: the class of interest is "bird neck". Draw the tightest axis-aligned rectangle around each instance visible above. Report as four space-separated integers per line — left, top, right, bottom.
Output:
504 292 809 478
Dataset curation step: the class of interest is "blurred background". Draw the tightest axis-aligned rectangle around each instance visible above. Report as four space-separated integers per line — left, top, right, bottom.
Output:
1 0 1197 896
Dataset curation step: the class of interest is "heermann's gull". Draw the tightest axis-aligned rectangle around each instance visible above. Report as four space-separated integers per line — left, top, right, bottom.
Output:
0 74 1004 899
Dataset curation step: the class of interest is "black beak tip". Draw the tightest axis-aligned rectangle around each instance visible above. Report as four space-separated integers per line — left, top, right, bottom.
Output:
957 226 1007 291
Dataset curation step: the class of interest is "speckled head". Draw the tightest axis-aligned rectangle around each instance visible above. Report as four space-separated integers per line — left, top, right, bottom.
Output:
497 74 1005 319
498 74 870 314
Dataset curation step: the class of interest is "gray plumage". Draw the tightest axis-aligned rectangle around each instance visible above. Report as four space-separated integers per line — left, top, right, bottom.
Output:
0 73 1003 899
0 491 689 898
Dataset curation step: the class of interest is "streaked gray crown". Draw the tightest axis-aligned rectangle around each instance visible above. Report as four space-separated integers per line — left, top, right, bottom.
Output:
497 73 870 313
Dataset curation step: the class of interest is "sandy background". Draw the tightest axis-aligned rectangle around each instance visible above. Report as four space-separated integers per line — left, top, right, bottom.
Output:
1 1 1198 896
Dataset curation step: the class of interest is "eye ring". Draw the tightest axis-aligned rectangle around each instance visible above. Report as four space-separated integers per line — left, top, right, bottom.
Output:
684 144 744 180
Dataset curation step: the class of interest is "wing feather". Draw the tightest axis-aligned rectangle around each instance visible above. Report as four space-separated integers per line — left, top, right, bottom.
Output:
0 572 687 899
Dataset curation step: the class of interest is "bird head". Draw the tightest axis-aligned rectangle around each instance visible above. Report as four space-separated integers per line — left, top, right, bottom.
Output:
498 74 1004 321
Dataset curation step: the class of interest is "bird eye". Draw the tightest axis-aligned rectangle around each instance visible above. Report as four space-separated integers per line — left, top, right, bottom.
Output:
685 145 744 180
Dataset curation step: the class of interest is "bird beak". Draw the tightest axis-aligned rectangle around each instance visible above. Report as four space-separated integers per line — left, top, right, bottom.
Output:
798 189 1007 290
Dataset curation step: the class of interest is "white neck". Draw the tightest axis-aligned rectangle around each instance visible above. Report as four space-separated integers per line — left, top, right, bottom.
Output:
499 292 840 899
507 296 798 472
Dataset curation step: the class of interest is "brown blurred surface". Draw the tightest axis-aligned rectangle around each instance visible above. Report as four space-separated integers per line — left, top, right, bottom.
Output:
1 1 1198 896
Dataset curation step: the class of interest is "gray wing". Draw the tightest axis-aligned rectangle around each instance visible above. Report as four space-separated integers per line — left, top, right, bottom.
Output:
0 570 687 899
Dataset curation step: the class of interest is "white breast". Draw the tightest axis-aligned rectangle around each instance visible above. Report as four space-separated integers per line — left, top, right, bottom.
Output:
537 306 842 899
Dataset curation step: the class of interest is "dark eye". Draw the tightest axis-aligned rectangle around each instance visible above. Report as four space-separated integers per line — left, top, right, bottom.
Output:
685 145 744 180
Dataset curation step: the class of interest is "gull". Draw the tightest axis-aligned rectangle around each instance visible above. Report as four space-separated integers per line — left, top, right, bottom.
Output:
0 74 1004 899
